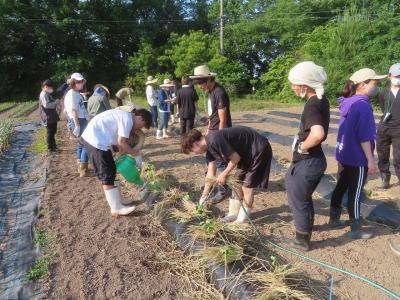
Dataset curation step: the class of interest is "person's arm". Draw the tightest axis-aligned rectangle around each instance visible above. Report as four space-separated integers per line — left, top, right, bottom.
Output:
361 141 377 174
216 152 240 185
117 136 140 157
298 125 325 152
41 93 59 109
217 108 227 130
201 160 217 198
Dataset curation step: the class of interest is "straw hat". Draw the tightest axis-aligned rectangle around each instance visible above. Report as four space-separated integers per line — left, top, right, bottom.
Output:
94 84 110 96
145 76 158 85
160 78 174 88
189 65 217 79
350 68 387 84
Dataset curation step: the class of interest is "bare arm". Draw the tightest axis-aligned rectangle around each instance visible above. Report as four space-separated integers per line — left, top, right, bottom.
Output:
118 136 140 157
361 141 377 174
216 152 241 185
218 108 227 130
299 125 325 151
202 160 217 197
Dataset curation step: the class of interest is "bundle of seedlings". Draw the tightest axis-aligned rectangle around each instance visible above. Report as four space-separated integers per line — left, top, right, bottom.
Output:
152 188 192 221
170 198 211 223
141 162 169 192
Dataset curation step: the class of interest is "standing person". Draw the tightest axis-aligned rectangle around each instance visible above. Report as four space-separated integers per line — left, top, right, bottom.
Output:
156 79 174 139
330 68 386 239
169 78 180 124
285 61 330 251
115 87 134 107
190 65 232 203
181 127 272 223
64 72 91 177
145 76 158 128
88 84 112 118
175 75 199 135
82 108 152 216
39 79 61 153
377 63 400 189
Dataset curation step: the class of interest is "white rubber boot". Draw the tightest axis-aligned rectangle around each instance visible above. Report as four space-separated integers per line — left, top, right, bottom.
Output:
235 206 251 224
220 198 241 223
104 187 136 217
162 128 170 138
156 130 162 139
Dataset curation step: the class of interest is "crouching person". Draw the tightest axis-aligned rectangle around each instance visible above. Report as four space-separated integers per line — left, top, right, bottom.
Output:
82 108 151 216
181 126 272 223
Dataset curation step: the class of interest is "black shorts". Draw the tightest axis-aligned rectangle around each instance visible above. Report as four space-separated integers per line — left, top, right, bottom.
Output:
84 141 116 185
235 142 272 189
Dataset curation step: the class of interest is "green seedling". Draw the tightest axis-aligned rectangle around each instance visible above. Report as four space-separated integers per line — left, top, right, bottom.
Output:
218 245 243 264
199 218 217 234
195 204 206 218
270 255 279 269
26 252 58 280
33 228 55 249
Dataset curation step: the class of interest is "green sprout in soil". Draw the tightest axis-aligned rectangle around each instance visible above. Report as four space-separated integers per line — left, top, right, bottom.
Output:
33 228 55 249
26 253 58 280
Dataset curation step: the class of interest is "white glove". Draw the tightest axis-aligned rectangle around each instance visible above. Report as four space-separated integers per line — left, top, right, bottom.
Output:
73 126 80 137
135 155 143 168
199 195 208 205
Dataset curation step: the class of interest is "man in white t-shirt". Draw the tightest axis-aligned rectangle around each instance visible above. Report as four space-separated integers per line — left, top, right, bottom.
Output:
145 76 158 128
82 108 152 217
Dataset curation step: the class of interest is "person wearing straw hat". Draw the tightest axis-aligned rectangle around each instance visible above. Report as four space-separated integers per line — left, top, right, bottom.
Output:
145 76 158 128
181 126 272 223
329 68 386 240
376 63 400 189
87 84 112 118
285 61 330 251
156 78 174 139
190 65 232 204
81 107 152 216
115 87 134 107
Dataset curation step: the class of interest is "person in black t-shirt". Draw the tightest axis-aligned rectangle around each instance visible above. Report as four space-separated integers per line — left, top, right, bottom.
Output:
190 65 233 203
285 61 330 251
181 127 272 223
174 75 199 134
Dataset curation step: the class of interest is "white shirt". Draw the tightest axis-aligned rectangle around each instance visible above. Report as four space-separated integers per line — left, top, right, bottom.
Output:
64 89 88 119
82 109 134 151
391 87 399 98
146 85 157 106
207 96 212 117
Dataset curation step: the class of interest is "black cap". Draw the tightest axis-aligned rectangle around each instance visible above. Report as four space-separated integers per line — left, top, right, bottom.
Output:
42 79 54 87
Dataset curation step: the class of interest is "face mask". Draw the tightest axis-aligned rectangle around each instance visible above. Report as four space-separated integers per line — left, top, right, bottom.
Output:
299 86 306 99
391 78 400 86
367 86 380 97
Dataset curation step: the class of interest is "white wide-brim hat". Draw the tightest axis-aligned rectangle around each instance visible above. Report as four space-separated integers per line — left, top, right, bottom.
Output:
350 68 387 84
145 76 158 85
189 65 217 79
160 78 174 88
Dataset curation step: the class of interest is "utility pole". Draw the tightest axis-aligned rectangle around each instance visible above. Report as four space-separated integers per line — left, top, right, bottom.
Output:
220 0 224 55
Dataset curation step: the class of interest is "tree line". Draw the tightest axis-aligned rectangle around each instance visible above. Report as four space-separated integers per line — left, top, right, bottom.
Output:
1 0 399 102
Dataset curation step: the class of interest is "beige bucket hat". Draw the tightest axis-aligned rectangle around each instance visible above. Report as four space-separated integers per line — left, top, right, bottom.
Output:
145 76 158 85
189 65 217 79
160 78 174 88
350 68 387 84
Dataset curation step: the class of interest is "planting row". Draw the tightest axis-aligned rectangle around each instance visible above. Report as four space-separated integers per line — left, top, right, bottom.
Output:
0 119 14 153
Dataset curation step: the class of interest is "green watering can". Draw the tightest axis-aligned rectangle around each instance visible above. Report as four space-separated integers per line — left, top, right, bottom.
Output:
115 155 145 186
114 155 160 191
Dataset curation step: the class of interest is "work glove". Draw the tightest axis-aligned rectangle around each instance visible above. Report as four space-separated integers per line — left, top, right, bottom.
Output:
73 126 80 137
199 195 208 205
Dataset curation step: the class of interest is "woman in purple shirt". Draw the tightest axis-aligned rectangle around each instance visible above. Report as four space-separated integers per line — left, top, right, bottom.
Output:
330 68 386 239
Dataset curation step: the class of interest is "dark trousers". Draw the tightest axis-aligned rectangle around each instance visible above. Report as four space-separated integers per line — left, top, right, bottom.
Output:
331 165 367 220
285 157 326 234
180 118 194 135
377 126 400 178
149 105 158 128
85 141 116 186
46 122 57 151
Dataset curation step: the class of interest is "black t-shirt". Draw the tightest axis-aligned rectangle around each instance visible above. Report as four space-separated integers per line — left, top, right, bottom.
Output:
206 126 268 170
208 83 232 130
379 87 400 128
293 95 330 162
176 85 199 119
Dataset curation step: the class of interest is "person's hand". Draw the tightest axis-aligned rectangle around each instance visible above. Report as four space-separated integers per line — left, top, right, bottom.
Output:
216 173 227 185
135 155 143 168
72 126 80 137
199 195 208 205
367 159 377 174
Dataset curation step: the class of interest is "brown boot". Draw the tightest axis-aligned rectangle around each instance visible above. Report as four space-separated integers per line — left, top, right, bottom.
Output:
79 162 90 177
77 160 81 174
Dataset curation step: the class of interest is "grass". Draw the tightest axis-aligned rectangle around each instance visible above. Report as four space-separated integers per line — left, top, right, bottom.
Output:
0 119 14 153
28 127 61 154
0 102 17 113
7 101 37 118
33 228 55 249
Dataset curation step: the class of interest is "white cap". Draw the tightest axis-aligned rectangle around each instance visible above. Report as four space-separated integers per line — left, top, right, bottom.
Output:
389 63 400 77
70 72 85 81
349 68 386 84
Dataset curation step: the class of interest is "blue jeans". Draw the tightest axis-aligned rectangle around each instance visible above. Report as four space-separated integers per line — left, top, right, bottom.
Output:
70 118 89 163
158 112 170 130
149 105 158 128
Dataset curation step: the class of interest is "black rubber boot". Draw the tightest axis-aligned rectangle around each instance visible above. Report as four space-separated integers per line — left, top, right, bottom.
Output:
287 232 311 251
209 185 226 204
348 219 373 239
328 207 347 227
380 173 391 189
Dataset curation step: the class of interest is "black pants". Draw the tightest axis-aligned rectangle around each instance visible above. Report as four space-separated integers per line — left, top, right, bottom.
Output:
85 141 116 186
46 122 57 151
331 165 367 220
285 156 326 234
377 125 400 178
180 118 194 135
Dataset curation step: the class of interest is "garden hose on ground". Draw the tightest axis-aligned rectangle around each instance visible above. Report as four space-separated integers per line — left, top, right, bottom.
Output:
239 201 400 300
